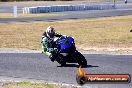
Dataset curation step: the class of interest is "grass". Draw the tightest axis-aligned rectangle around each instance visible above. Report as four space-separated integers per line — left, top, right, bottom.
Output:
0 81 78 88
0 0 114 5
0 82 53 88
0 13 63 18
0 15 132 51
16 81 53 88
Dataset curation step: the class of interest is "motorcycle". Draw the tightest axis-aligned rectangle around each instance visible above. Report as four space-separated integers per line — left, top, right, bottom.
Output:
50 35 87 67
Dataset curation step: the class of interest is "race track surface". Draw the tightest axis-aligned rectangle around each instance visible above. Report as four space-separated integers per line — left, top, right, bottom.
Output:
0 53 132 88
0 9 132 23
1 0 132 23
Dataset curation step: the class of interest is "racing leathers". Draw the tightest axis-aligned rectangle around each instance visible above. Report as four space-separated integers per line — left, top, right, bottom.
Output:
41 32 62 61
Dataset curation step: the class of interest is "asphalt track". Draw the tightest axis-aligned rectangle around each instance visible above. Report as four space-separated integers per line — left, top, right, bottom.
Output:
0 53 132 88
0 9 132 23
0 1 132 23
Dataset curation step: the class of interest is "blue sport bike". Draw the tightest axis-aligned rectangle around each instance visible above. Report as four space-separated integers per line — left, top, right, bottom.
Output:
50 35 87 67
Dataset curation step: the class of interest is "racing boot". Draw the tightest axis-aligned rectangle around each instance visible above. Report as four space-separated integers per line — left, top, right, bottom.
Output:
49 54 55 62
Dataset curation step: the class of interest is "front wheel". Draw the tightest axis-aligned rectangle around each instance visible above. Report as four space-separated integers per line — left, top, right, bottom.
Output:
56 54 66 66
76 52 87 67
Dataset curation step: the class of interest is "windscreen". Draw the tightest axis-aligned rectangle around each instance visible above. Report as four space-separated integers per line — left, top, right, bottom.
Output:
57 37 69 45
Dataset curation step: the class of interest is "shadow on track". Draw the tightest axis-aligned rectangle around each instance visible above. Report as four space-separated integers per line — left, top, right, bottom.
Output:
57 64 99 68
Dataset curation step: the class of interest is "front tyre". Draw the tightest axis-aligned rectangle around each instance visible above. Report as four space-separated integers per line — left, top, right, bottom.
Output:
76 52 87 67
56 54 66 67
60 59 66 67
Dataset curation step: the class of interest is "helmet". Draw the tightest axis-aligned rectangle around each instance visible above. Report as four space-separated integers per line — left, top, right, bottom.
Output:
46 26 56 38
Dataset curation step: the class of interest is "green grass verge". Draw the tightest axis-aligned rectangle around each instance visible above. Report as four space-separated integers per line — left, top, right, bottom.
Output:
0 81 78 88
0 81 53 88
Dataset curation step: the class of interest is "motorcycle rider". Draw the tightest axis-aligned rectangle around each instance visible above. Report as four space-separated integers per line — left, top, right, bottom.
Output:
41 26 63 62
